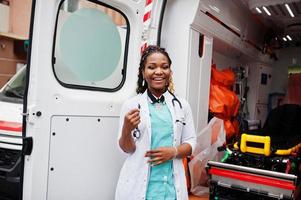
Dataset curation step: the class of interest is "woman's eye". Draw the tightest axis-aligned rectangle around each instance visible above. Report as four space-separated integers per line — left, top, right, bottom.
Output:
162 65 170 69
147 65 155 70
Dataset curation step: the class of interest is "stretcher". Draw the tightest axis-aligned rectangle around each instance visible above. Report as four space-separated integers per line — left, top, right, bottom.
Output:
208 133 301 200
208 104 301 199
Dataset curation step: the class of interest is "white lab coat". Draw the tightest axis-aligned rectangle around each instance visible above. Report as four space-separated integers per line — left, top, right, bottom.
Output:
115 91 196 200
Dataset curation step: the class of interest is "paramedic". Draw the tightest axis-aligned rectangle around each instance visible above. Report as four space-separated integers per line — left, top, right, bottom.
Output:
115 45 196 200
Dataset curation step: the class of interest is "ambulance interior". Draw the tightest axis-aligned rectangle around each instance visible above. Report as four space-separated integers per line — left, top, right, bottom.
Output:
206 0 301 137
201 0 301 199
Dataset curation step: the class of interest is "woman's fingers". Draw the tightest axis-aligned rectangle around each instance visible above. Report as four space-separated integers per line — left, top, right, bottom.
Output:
145 148 171 156
130 115 140 125
145 150 161 157
145 151 162 164
124 109 140 131
148 157 161 163
147 157 164 166
127 108 139 115
125 110 139 121
145 147 175 165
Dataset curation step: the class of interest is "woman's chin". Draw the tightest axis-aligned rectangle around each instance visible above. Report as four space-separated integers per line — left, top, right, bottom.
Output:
149 86 167 93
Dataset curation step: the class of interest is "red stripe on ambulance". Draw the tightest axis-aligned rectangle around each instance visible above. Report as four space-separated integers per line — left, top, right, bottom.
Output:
0 120 22 132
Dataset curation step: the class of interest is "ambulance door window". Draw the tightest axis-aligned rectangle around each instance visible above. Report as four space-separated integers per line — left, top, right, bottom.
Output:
53 0 129 91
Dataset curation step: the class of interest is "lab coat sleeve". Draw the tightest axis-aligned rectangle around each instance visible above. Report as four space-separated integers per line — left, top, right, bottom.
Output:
181 100 197 154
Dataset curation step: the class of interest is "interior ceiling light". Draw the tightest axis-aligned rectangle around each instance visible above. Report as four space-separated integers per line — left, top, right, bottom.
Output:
255 7 262 13
209 5 220 13
286 35 292 41
283 37 287 41
285 4 295 18
262 6 271 16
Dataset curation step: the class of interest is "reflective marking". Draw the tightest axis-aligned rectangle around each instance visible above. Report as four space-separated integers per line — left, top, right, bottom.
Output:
0 120 22 132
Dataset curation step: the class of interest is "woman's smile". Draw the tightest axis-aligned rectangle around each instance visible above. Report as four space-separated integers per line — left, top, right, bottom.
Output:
152 77 165 83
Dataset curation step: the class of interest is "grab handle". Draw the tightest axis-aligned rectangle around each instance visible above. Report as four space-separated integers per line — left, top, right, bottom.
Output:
240 133 271 156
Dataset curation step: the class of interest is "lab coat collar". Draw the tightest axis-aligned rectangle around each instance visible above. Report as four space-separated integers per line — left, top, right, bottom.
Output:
142 90 175 106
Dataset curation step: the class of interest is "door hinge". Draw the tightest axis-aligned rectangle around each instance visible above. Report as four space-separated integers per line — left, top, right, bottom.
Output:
22 137 33 155
21 112 29 117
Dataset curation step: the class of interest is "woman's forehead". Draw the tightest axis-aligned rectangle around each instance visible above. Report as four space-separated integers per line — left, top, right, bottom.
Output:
146 52 169 62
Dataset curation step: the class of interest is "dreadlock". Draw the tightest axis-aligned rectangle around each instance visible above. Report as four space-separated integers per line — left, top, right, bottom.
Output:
136 45 174 94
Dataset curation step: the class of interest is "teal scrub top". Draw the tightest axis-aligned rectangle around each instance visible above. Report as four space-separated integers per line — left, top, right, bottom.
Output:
146 102 176 200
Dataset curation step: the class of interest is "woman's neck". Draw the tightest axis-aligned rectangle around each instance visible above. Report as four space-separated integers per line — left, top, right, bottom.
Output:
148 88 166 98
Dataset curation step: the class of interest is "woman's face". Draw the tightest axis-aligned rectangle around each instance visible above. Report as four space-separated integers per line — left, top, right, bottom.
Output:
142 52 172 97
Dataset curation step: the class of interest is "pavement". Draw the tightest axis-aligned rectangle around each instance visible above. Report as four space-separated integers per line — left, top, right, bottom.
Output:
189 194 209 200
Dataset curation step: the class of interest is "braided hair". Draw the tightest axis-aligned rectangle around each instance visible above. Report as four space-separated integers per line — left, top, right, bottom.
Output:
136 45 174 94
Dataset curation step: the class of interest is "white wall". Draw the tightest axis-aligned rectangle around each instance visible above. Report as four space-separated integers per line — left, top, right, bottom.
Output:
271 47 301 94
8 0 32 38
212 51 242 70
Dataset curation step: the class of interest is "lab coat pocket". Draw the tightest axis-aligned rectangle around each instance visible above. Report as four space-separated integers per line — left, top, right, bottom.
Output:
174 121 184 144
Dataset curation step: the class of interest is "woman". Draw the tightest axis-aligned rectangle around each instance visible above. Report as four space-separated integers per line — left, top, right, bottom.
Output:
115 45 196 200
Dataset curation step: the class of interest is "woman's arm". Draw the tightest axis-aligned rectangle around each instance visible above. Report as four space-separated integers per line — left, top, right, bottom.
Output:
175 143 192 158
145 143 192 166
119 108 140 153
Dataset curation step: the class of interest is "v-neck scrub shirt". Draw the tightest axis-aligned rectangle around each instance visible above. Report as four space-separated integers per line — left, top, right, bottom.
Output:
146 102 176 200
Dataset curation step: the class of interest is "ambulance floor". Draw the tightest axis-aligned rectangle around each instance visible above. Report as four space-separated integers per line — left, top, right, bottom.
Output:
189 194 208 200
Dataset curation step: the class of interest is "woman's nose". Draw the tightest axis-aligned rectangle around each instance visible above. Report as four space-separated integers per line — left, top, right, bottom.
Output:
154 67 163 74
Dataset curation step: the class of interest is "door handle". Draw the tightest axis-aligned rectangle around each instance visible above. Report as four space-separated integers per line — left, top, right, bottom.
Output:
22 137 33 155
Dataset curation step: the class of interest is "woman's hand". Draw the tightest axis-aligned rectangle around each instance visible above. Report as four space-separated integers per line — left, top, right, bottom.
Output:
119 109 140 153
123 108 140 133
145 147 177 166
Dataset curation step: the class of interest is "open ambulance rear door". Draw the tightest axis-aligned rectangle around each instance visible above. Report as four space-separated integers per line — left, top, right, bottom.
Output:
21 0 150 199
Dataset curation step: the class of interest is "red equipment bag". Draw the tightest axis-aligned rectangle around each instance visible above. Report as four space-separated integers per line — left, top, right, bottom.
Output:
209 64 240 140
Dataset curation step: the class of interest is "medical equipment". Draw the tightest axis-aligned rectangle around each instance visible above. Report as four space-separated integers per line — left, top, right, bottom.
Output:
133 104 141 139
168 91 186 126
169 90 182 109
133 128 141 139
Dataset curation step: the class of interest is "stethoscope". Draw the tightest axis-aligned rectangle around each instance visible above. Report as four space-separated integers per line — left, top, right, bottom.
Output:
133 91 185 139
169 90 186 126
